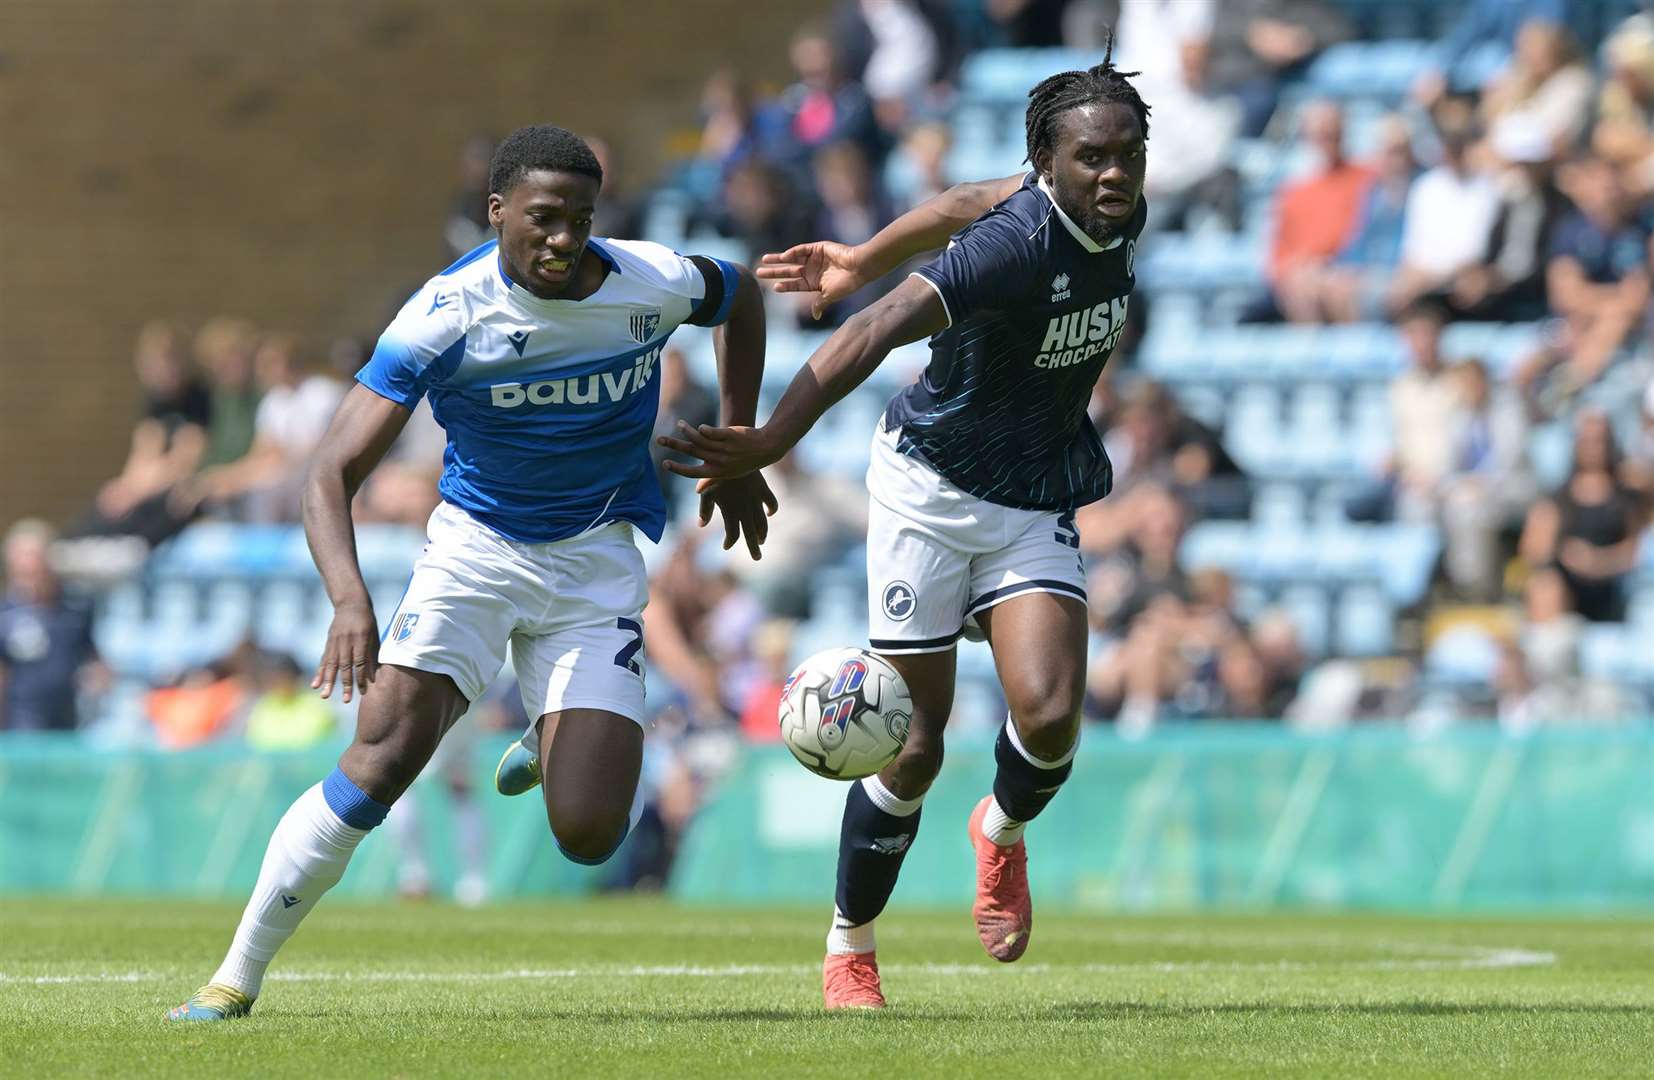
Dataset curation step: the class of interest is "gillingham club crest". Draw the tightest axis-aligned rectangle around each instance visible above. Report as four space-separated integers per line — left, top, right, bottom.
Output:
628 307 662 344
390 611 420 643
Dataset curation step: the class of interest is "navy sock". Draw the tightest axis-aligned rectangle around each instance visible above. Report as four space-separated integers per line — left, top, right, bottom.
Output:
991 719 1074 824
834 777 923 926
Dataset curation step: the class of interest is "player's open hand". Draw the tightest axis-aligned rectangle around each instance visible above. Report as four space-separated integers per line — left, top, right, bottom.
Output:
313 598 379 703
696 473 780 561
657 420 783 480
757 242 864 320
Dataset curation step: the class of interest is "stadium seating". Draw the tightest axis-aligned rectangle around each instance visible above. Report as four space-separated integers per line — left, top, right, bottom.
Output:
82 11 1654 721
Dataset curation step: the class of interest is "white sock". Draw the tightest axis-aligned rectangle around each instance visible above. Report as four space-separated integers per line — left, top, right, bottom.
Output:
981 796 1027 847
860 773 924 817
210 783 369 997
826 907 876 956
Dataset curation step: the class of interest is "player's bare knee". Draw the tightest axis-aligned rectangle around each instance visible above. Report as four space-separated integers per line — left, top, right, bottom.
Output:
340 723 437 802
549 811 627 864
1012 703 1082 762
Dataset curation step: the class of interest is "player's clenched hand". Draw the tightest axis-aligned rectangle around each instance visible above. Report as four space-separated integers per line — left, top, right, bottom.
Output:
313 598 379 703
696 473 780 561
657 420 783 480
756 242 864 320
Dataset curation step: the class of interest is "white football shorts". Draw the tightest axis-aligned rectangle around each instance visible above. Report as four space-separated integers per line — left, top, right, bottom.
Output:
865 421 1087 654
377 502 648 724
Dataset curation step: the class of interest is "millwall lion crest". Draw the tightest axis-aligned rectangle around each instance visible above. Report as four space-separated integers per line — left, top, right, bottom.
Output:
628 307 662 344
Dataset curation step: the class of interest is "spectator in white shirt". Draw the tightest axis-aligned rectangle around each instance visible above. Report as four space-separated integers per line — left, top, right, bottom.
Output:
1386 121 1499 316
1110 0 1217 99
1138 36 1242 234
1480 19 1594 158
179 335 345 522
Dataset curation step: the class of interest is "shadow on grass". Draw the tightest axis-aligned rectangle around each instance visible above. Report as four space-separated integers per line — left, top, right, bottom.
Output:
277 1000 1652 1025
1037 1001 1654 1020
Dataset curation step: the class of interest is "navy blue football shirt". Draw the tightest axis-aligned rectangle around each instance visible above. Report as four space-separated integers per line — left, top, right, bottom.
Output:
888 173 1145 511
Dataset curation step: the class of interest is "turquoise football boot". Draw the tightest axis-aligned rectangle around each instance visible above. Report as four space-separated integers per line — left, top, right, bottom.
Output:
166 983 254 1022
493 728 541 796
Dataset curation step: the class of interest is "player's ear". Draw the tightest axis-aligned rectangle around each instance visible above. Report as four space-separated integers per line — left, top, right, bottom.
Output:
1032 147 1053 184
486 193 505 230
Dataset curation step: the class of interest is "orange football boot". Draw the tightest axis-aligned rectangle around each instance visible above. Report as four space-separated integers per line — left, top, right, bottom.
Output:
822 950 886 1009
968 795 1032 962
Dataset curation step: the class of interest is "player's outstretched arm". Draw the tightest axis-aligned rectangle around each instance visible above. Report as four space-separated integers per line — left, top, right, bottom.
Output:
301 385 411 702
658 273 946 480
757 173 1024 318
700 263 779 560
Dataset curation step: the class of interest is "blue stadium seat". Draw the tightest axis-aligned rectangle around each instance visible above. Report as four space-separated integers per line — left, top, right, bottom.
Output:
1348 384 1390 432
1290 384 1341 430
1181 522 1438 608
1628 585 1654 630
1528 422 1574 492
1303 40 1434 99
200 580 256 652
1279 584 1331 657
1179 522 1255 577
945 140 1025 188
1579 624 1653 683
1232 582 1269 623
1425 627 1502 685
958 49 1108 104
255 580 310 656
1335 584 1395 656
1253 483 1307 528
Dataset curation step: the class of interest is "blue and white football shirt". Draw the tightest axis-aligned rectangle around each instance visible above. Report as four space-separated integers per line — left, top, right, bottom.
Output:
357 238 738 543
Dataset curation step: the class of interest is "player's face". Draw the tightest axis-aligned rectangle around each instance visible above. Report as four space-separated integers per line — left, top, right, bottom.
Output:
489 169 601 298
1039 102 1146 246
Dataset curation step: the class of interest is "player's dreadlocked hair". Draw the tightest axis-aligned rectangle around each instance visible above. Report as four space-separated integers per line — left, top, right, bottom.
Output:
489 124 603 195
1023 35 1150 166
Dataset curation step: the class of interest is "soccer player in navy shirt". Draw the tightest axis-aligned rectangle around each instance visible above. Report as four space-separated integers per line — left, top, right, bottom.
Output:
662 57 1151 1008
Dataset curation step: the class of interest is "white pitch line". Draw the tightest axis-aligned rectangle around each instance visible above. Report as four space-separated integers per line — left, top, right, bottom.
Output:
0 949 1556 987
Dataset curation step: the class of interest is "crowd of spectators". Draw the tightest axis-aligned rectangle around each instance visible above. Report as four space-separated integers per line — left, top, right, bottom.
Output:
5 1 1654 889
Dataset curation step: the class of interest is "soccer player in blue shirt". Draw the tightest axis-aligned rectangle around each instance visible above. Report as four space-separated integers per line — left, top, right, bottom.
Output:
662 57 1151 1009
168 125 775 1021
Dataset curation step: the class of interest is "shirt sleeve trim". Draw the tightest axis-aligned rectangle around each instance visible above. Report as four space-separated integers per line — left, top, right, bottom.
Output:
909 271 952 328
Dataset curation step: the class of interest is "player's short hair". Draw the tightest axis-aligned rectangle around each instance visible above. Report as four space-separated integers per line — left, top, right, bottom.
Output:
488 125 603 196
1023 34 1150 166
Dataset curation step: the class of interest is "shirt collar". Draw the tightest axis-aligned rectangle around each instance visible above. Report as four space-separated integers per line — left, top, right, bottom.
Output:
498 238 620 303
1038 176 1123 253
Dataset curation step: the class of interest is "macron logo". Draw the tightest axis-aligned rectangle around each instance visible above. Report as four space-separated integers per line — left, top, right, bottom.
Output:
490 346 661 409
281 894 301 909
506 329 531 357
426 292 452 315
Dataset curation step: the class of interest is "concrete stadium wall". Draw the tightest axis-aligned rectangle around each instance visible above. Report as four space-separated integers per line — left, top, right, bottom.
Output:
0 0 817 528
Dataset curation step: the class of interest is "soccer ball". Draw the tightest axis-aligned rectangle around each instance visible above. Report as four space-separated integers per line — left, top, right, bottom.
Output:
778 647 912 780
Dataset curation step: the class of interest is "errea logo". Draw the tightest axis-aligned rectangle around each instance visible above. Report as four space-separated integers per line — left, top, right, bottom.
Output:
1050 272 1071 303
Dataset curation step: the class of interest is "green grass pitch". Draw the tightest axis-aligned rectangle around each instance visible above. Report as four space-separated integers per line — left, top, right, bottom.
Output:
1 898 1650 1078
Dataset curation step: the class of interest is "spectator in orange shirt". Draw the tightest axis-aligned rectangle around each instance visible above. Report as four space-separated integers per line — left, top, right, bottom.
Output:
1264 101 1374 323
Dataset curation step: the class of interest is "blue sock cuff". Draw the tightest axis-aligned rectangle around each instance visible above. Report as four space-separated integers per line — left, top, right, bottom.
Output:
322 767 391 830
557 826 629 866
